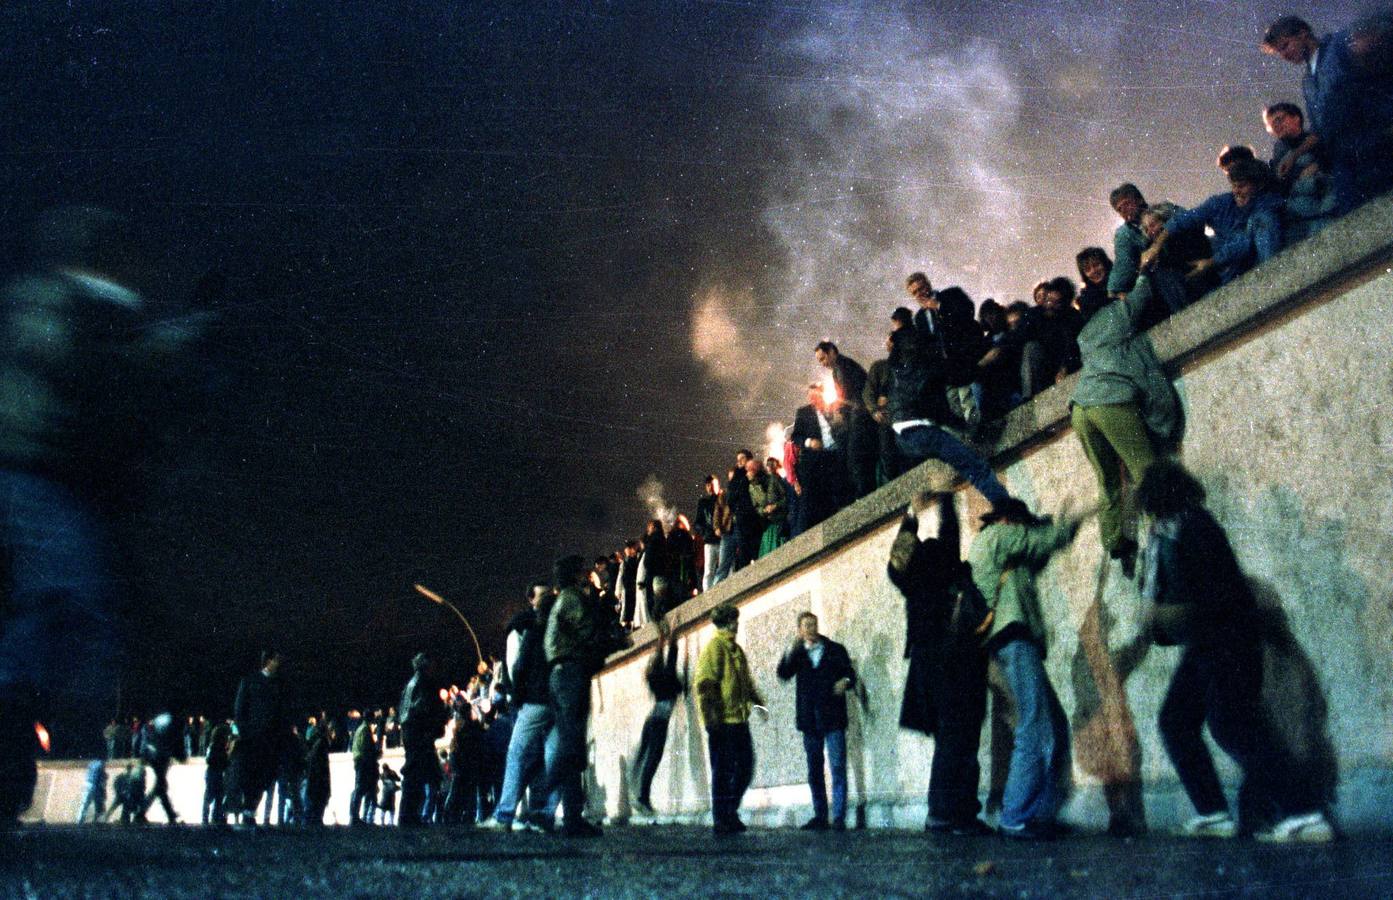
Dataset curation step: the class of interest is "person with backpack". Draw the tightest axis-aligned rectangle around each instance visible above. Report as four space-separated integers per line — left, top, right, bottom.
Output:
887 491 992 835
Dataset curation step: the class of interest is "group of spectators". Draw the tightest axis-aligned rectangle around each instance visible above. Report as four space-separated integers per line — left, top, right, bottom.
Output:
589 13 1393 631
4 12 1388 845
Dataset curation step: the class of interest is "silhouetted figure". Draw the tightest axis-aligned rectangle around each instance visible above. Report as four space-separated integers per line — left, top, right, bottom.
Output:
229 650 290 826
887 492 991 835
397 652 447 827
139 712 187 824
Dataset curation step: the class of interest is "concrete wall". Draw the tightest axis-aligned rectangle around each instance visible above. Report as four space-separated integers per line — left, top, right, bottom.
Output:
585 195 1393 834
30 197 1393 833
27 750 404 826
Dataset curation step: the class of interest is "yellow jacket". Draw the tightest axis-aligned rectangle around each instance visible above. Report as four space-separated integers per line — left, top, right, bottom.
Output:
694 628 763 726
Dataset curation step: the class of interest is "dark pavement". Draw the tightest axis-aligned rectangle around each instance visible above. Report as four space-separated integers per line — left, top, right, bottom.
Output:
2 823 1390 899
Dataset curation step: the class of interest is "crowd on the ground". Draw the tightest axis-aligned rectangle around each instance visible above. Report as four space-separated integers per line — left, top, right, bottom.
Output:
4 12 1390 847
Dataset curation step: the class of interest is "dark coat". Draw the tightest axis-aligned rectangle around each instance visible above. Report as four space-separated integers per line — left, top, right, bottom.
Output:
886 328 955 427
776 637 856 733
886 512 982 736
511 597 554 706
646 639 685 702
233 671 287 744
791 402 849 451
397 667 447 739
727 468 757 526
830 355 869 407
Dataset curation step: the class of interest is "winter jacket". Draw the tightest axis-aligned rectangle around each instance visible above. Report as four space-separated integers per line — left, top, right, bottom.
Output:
1071 276 1185 449
969 517 1079 651
511 596 554 706
694 628 763 726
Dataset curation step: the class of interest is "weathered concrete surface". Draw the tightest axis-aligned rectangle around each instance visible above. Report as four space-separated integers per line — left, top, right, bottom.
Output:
3 824 1391 899
589 195 1393 835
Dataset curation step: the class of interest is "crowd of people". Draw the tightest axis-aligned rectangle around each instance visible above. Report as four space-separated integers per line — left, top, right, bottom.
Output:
2 12 1388 846
586 12 1392 632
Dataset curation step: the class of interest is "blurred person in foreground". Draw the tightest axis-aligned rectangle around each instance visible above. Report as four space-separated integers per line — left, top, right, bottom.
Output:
0 206 202 827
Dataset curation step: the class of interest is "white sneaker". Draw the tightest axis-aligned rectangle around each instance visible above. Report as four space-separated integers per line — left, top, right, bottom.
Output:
1255 811 1334 844
1180 811 1237 838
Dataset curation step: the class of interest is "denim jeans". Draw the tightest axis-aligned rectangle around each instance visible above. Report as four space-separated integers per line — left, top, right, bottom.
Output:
894 426 1010 505
701 544 720 592
707 721 754 827
1160 640 1324 822
399 729 440 826
993 638 1070 828
542 661 592 826
493 702 558 824
712 534 736 586
203 768 226 824
802 728 847 823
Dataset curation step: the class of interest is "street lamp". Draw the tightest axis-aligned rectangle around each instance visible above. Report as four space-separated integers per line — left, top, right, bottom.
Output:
413 583 485 668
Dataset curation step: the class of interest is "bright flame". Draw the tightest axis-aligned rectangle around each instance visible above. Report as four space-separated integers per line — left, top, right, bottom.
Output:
764 422 786 464
35 722 50 753
676 513 690 531
821 372 838 406
438 688 450 702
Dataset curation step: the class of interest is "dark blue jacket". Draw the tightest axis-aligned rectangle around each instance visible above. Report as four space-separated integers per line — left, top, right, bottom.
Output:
776 637 856 733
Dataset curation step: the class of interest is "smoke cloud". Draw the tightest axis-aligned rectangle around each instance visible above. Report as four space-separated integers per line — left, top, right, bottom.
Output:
636 473 677 529
690 3 1031 440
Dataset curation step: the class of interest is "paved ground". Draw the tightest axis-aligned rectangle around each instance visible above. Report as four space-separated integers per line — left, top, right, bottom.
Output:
2 822 1390 899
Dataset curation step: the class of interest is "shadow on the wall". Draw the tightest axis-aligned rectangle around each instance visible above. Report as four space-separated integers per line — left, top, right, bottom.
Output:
1069 555 1151 836
845 674 870 829
1244 576 1339 829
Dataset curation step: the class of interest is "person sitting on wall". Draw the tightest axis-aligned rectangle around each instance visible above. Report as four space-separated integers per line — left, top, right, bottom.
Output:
1142 158 1284 288
1262 101 1339 243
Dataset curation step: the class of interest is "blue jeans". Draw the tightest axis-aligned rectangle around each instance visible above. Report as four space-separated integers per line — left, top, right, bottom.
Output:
994 638 1070 828
542 661 592 827
894 426 1009 505
493 702 558 824
802 728 847 824
712 534 736 586
0 471 120 817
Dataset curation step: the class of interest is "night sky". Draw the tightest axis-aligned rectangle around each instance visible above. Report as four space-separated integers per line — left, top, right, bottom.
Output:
0 1 1359 718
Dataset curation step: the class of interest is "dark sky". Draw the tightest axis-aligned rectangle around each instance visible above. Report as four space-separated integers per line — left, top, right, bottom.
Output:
0 1 1360 717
